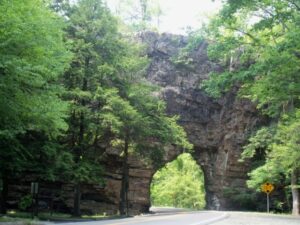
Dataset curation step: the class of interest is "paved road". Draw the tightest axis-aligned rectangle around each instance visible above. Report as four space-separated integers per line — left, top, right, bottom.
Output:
53 210 300 225
3 209 297 225
56 210 227 225
213 211 300 225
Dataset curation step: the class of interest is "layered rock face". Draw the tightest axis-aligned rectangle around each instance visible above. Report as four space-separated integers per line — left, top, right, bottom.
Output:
8 32 263 215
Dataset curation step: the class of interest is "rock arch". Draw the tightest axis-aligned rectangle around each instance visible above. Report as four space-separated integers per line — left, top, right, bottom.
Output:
141 32 263 211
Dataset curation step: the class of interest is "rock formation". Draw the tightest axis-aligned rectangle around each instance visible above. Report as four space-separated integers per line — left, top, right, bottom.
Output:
140 32 263 211
7 32 263 215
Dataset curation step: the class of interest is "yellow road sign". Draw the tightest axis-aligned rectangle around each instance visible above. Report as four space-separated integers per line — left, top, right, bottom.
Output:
261 182 274 194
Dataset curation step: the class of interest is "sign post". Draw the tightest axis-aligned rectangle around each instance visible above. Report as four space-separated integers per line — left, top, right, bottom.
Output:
31 182 39 218
261 182 274 213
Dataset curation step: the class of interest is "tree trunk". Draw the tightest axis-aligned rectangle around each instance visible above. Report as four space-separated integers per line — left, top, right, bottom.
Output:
73 89 85 217
140 0 148 23
291 169 300 216
0 173 8 214
73 183 81 217
119 137 129 216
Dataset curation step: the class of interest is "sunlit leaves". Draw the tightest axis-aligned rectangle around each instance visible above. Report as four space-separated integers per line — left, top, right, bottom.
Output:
241 127 274 160
246 110 300 191
0 0 71 138
0 0 72 190
151 153 205 209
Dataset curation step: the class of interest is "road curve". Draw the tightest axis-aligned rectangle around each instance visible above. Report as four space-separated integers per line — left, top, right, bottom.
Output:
55 211 227 225
53 209 300 225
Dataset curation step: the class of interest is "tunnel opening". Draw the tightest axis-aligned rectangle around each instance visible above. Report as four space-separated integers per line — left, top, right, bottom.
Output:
150 153 206 210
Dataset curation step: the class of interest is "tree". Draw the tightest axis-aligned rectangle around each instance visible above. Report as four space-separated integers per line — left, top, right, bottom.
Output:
243 111 300 214
273 113 300 215
197 0 300 215
61 0 191 216
96 83 192 215
60 0 151 216
61 0 123 216
111 0 162 32
0 0 71 213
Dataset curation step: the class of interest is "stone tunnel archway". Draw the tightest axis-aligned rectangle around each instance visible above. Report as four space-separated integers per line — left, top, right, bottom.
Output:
150 152 206 210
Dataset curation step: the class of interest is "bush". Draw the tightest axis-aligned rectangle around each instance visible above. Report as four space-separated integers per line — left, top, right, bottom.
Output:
18 195 33 211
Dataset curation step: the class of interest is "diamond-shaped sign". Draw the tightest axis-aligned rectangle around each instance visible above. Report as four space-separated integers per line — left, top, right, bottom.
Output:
261 182 274 194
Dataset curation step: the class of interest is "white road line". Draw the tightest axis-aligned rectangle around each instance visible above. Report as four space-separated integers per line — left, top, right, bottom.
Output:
107 213 191 225
189 212 229 225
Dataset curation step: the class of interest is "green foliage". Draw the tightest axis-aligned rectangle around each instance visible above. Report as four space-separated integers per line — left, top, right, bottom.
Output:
73 159 103 183
0 0 71 138
171 31 205 70
0 0 71 194
231 108 300 215
20 136 74 182
95 82 192 167
202 0 300 117
110 0 162 32
241 127 274 161
60 1 127 200
223 187 258 209
201 71 234 98
247 162 284 190
151 153 205 209
270 110 300 172
239 111 300 208
18 195 32 211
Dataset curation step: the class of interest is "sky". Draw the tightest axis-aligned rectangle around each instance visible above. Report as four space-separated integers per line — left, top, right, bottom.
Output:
106 0 223 34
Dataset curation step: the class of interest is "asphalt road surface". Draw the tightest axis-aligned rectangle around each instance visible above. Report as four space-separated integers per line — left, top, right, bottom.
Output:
56 210 227 225
54 208 300 225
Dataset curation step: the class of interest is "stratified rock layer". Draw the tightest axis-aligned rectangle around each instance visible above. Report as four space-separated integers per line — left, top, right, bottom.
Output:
7 32 263 215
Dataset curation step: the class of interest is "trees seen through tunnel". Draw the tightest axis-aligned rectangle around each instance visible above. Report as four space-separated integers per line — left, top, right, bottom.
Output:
151 153 206 210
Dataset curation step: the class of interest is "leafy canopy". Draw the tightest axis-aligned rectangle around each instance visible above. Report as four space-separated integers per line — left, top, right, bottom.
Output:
0 0 71 181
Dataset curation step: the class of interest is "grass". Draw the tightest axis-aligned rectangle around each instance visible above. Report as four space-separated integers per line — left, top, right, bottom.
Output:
1 210 123 223
0 216 17 222
0 215 43 225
